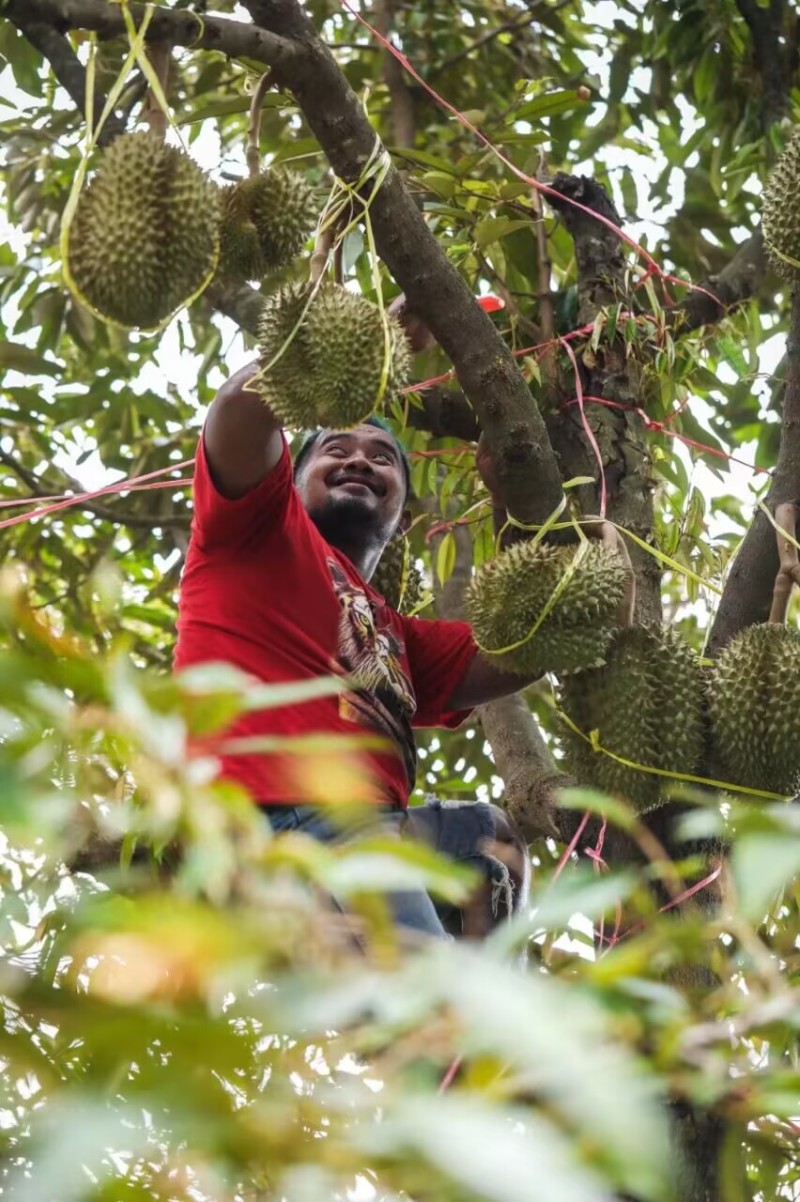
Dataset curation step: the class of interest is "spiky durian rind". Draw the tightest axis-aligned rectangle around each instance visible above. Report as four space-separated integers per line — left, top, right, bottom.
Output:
256 281 412 429
218 169 318 283
557 625 706 813
67 132 219 329
763 129 800 279
372 534 425 613
708 623 800 796
464 540 628 678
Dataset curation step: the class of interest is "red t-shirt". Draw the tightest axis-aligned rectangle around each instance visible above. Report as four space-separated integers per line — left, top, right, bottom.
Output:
174 435 477 809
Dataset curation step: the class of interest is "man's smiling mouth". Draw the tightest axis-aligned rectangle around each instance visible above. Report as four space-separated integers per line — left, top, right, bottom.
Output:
330 474 382 496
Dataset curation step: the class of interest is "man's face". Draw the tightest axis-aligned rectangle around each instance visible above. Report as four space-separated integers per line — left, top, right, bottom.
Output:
296 426 407 546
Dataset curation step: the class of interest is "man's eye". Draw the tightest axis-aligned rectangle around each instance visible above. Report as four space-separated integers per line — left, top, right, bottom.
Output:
374 452 392 464
327 446 346 455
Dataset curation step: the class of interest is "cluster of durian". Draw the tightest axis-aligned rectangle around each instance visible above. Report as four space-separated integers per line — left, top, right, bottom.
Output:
372 534 425 613
217 169 318 284
66 134 318 330
67 132 220 330
708 624 800 796
556 625 706 814
464 540 628 678
255 281 412 429
763 128 800 279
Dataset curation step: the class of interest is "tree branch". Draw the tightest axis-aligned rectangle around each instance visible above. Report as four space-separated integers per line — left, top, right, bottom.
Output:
372 0 416 151
545 173 662 624
12 0 301 72
5 1 127 147
707 288 800 655
735 0 792 129
242 0 564 528
0 447 190 532
675 229 769 333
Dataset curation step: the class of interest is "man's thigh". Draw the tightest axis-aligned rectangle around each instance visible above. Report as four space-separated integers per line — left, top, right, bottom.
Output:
262 803 449 941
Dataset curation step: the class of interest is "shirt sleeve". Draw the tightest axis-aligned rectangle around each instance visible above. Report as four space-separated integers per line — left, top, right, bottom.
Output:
400 613 478 730
191 429 294 553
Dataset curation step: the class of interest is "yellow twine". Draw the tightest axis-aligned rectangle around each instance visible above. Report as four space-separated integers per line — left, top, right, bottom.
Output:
250 137 391 407
554 701 789 803
472 528 593 658
60 5 219 332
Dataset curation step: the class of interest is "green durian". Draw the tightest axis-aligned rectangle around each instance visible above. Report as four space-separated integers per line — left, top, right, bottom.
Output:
708 623 800 797
218 169 318 282
762 128 800 278
464 540 628 677
67 132 219 329
557 625 706 813
256 281 411 429
372 534 425 613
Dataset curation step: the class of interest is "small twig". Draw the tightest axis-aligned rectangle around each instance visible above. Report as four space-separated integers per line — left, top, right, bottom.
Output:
428 9 539 78
768 501 800 623
247 70 275 178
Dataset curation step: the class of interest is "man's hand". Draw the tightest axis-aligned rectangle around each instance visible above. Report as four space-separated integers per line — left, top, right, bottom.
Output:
387 294 437 355
475 432 504 508
388 292 505 357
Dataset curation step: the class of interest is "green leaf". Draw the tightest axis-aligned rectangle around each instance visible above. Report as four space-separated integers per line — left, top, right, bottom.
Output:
436 530 457 584
731 833 800 920
473 216 531 249
0 339 62 376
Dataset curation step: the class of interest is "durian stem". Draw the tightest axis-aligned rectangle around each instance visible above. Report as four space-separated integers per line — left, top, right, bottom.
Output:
768 501 800 624
247 70 274 178
578 516 636 629
310 224 335 284
333 236 344 285
143 41 170 141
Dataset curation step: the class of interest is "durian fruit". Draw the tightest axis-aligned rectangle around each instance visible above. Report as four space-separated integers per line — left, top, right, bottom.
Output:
256 281 411 428
67 132 219 329
708 623 800 796
762 128 800 278
463 540 628 677
218 169 318 282
557 625 706 814
372 534 425 613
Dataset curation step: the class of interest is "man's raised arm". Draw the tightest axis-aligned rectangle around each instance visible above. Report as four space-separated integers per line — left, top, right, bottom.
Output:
203 360 284 500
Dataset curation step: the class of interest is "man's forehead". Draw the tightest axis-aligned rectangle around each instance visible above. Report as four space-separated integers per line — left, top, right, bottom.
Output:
317 427 400 455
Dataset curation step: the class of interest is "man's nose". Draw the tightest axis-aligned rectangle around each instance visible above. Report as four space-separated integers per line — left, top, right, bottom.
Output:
345 450 373 472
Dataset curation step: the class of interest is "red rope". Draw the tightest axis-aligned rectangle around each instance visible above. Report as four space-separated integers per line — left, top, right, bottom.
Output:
339 0 723 313
559 337 607 517
573 395 772 476
0 462 194 529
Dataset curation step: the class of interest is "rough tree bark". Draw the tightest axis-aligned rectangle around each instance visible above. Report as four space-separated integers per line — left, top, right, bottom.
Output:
707 288 800 655
544 173 662 626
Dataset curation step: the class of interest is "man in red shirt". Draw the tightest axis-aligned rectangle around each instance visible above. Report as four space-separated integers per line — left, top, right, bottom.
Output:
175 357 530 938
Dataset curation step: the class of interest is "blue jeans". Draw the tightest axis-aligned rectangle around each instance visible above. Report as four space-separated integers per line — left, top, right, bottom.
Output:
263 804 449 941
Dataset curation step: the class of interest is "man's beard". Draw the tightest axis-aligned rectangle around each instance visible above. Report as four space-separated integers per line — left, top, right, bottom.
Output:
306 493 394 555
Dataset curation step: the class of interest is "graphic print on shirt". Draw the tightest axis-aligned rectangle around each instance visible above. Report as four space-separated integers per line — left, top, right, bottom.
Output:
327 558 417 790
